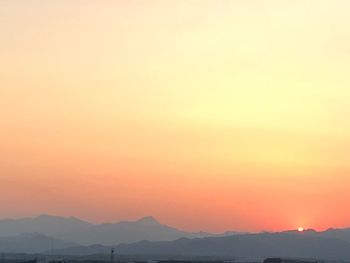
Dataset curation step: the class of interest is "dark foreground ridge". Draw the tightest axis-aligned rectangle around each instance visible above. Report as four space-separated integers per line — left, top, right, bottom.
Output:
51 231 350 259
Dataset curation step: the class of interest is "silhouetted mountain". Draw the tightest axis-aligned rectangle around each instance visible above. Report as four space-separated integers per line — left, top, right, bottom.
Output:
0 214 91 238
51 232 350 259
0 233 76 253
0 215 216 246
135 216 160 226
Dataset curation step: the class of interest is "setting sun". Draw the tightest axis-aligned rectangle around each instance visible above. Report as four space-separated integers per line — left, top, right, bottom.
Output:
298 227 304 232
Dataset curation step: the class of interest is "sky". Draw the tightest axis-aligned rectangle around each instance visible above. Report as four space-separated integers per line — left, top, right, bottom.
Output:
1 0 350 233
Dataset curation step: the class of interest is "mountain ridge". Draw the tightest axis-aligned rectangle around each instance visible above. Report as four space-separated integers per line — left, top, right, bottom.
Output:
0 214 218 246
4 214 350 258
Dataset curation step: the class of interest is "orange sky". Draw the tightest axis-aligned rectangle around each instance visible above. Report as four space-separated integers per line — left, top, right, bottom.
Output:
1 0 350 232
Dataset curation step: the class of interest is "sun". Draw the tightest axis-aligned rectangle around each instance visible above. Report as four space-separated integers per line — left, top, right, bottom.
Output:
298 227 304 232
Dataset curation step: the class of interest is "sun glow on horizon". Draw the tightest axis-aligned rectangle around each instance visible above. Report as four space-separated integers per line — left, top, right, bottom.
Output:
298 227 304 232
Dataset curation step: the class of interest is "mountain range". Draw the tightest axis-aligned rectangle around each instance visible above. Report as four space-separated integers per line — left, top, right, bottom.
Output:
0 215 227 247
3 215 350 259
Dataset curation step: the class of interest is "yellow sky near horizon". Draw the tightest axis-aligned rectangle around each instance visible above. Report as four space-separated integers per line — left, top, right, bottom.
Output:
1 0 350 232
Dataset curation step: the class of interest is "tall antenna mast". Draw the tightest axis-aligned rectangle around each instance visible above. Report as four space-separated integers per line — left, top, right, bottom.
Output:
110 248 115 263
51 238 54 261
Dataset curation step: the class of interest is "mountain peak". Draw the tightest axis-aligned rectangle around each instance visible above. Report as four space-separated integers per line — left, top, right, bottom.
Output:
136 216 160 225
36 214 71 220
37 214 55 219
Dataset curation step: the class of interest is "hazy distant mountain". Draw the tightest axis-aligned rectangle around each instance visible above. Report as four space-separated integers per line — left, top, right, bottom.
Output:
0 215 216 246
0 214 91 238
51 232 350 259
0 233 75 254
